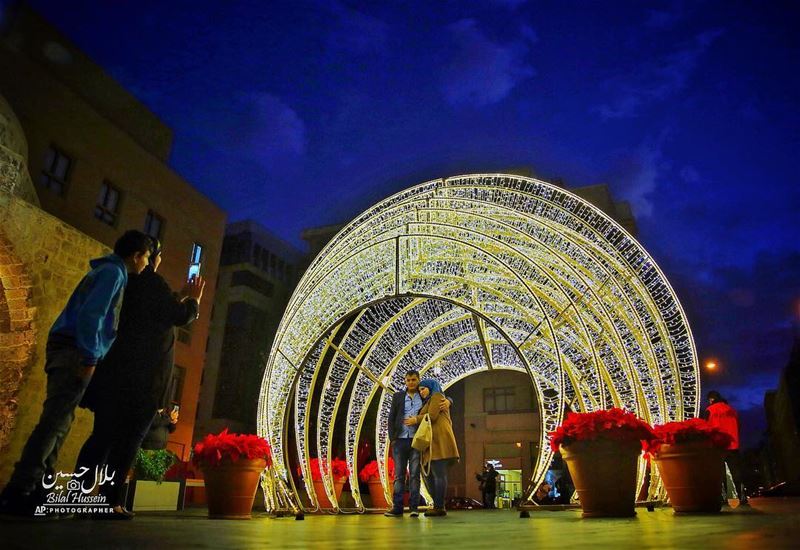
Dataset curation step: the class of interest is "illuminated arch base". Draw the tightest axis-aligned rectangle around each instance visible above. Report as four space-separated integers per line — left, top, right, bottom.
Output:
258 174 699 512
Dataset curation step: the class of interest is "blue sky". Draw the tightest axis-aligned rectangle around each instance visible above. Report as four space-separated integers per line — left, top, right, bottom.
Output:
22 0 800 446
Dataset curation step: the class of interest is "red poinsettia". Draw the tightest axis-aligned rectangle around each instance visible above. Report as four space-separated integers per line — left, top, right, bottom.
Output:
192 429 272 468
643 418 734 456
548 408 655 453
297 457 350 481
358 458 396 482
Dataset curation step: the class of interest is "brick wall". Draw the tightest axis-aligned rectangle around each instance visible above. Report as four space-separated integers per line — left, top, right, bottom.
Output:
0 192 107 486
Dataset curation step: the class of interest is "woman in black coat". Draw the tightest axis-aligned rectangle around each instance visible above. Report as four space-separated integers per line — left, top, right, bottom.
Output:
76 239 205 518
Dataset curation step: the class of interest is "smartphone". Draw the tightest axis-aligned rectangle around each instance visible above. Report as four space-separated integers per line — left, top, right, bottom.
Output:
187 262 201 282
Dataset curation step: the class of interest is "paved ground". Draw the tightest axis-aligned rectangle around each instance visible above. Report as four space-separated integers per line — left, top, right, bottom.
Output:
1 499 799 549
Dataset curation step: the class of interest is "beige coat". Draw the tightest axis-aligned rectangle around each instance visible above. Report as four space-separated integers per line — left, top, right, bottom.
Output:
414 392 460 465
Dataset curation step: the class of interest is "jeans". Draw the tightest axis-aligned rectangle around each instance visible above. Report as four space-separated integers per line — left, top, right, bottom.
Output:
6 345 89 495
426 459 449 509
482 490 496 508
391 438 420 512
722 449 747 503
76 395 157 507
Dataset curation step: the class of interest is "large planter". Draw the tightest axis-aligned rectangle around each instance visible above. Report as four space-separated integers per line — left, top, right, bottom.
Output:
202 458 267 519
312 478 345 508
654 441 725 513
560 439 641 518
366 478 390 509
128 480 181 511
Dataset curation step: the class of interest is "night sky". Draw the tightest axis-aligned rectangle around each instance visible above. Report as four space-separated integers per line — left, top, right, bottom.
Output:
18 0 800 446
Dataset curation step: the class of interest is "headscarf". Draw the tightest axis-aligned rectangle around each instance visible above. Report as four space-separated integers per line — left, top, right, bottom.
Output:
419 379 443 401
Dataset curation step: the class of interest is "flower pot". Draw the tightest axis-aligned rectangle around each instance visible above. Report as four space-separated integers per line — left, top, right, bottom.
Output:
367 478 390 509
202 458 267 519
654 441 725 513
312 478 345 508
560 439 641 518
129 480 181 511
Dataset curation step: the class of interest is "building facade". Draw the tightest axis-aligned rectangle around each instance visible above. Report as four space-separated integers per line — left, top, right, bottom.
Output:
763 325 800 492
0 6 226 462
196 220 303 437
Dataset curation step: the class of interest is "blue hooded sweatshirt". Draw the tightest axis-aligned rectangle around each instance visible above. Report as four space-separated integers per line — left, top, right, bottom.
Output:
49 254 128 366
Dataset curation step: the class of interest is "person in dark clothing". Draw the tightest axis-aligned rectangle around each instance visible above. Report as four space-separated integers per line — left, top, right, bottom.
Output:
476 463 499 508
0 231 152 518
140 407 178 451
75 238 205 519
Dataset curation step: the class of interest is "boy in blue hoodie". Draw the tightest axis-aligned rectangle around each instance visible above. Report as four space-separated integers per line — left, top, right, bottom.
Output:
0 230 152 517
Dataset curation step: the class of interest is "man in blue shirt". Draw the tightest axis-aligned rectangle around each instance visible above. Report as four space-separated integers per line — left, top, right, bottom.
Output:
0 230 152 517
385 370 450 517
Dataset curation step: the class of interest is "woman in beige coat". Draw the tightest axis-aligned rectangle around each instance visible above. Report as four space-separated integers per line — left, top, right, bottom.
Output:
404 378 459 516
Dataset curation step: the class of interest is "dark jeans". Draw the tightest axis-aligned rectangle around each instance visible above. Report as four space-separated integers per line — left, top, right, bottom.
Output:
482 489 496 508
426 459 450 509
722 449 747 502
76 395 157 507
391 438 420 512
6 346 89 495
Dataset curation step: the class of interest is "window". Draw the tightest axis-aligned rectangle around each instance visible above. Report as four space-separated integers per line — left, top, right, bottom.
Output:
94 181 121 226
484 387 516 413
39 146 72 196
230 269 273 297
144 210 164 239
168 366 187 406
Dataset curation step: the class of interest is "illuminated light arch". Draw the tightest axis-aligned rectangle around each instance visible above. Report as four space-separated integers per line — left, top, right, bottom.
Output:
257 174 699 512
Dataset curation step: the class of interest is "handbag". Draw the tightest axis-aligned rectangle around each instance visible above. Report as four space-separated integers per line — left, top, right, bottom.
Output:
411 413 432 452
412 413 433 476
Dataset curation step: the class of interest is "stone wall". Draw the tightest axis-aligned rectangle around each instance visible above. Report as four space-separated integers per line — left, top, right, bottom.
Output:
0 192 107 486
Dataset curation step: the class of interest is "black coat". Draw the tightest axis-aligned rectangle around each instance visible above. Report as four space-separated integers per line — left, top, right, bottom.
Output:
141 410 177 451
81 267 199 411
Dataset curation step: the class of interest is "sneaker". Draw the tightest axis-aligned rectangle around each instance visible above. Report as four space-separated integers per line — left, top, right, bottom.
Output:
424 508 447 517
409 510 419 518
383 509 403 517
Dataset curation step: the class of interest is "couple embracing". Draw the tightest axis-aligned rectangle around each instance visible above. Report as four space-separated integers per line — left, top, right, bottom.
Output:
385 370 459 518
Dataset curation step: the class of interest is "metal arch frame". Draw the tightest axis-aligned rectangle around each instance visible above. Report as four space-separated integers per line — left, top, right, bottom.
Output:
258 174 699 512
290 192 681 424
287 291 540 512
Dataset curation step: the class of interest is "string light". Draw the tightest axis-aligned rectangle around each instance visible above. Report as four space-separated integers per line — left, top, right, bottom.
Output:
257 174 699 511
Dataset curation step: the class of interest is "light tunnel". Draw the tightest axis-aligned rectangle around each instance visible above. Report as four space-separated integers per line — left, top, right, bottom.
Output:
257 174 699 511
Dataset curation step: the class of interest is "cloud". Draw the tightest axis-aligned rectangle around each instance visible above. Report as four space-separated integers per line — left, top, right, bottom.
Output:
440 19 536 107
669 250 800 385
596 29 724 119
606 135 670 217
665 251 800 448
196 92 306 166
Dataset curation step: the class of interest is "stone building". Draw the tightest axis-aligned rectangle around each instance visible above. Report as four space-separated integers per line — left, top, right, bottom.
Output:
196 220 303 437
0 93 110 485
0 6 226 476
